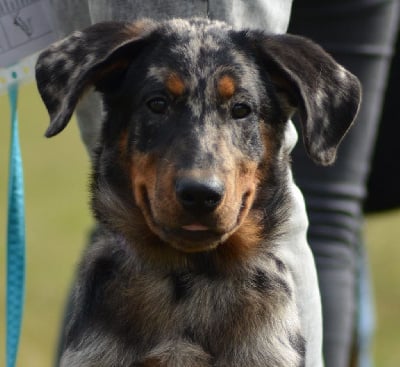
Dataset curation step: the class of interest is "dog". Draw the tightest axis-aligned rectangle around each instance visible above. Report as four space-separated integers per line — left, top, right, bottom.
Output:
36 18 361 367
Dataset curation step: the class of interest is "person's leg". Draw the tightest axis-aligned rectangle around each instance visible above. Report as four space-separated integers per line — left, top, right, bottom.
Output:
289 1 400 366
87 0 293 33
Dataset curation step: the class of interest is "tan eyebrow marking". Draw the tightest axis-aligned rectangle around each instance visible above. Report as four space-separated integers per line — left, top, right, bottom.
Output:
165 72 186 96
217 75 236 99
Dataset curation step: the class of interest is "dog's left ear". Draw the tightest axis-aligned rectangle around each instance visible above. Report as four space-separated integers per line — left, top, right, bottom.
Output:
36 20 157 138
245 32 361 165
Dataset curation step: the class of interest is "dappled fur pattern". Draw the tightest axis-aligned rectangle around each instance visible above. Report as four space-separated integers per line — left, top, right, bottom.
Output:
36 18 361 367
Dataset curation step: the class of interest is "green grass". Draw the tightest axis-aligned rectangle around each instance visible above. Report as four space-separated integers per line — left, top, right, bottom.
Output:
1 83 399 366
365 211 400 367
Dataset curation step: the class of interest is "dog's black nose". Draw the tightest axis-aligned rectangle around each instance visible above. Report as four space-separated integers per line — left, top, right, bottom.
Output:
176 177 225 213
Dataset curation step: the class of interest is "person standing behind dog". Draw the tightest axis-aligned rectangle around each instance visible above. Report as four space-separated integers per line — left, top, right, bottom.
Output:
47 1 400 366
48 0 294 159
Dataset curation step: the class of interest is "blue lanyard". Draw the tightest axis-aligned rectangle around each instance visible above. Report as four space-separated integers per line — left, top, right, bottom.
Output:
6 82 26 367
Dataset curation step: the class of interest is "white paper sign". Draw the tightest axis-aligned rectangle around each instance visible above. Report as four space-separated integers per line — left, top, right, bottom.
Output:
0 0 57 91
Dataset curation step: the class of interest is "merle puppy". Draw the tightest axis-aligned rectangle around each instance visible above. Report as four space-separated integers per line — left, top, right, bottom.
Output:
36 18 361 367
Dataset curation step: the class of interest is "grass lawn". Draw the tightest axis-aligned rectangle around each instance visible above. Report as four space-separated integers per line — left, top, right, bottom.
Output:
1 83 399 366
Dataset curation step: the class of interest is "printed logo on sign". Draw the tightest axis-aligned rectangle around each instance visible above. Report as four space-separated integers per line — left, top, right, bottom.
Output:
0 0 56 87
13 10 33 37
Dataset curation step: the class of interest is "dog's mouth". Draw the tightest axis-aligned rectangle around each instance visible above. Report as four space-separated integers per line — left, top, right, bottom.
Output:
154 215 233 253
138 187 253 253
163 226 224 252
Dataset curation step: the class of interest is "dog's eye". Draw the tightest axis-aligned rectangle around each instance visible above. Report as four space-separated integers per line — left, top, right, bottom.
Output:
147 97 169 114
231 103 252 119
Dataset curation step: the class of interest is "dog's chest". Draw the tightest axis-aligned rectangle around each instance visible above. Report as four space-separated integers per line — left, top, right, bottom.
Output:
110 256 300 366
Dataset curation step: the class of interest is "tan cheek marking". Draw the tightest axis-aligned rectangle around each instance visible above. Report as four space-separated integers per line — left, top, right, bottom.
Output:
218 75 236 99
216 158 261 260
166 73 186 96
130 152 158 208
130 152 180 228
217 211 262 266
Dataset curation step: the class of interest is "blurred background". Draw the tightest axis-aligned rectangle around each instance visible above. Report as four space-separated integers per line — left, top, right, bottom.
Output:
1 83 399 366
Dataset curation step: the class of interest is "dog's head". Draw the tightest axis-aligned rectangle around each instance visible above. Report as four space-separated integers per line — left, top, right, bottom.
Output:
36 19 361 255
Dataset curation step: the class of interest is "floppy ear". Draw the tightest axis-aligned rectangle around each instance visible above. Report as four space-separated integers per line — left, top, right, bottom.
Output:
247 32 361 165
35 20 157 137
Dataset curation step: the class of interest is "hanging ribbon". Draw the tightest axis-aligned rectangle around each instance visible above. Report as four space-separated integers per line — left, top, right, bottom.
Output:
1 2 57 365
6 80 26 367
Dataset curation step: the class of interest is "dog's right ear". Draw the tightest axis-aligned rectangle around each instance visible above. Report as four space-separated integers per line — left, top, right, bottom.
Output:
240 31 361 166
35 20 157 137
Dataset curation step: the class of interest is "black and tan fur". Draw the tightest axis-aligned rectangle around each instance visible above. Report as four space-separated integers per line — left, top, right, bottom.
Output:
36 18 361 367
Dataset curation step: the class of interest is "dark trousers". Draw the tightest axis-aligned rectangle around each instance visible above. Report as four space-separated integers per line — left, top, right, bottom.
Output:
289 1 400 366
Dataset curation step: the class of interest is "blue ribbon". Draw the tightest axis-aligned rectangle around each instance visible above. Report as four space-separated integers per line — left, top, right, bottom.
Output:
6 81 26 367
